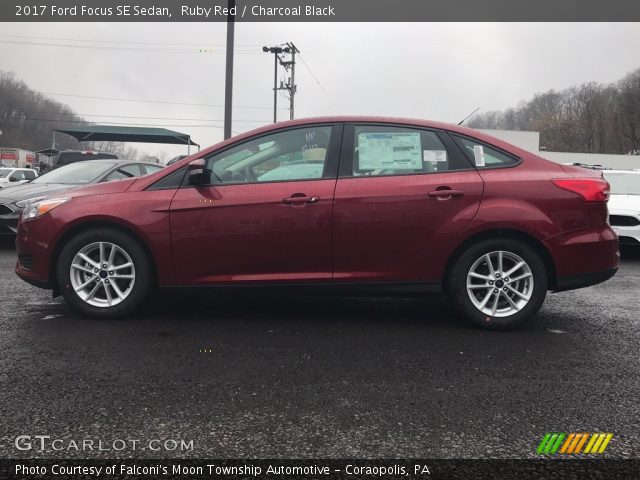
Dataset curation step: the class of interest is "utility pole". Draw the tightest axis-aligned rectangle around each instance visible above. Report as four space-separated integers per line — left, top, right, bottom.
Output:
282 42 299 120
223 0 235 139
262 43 299 122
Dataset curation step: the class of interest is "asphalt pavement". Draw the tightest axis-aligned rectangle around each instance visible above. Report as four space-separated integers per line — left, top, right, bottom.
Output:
0 236 638 459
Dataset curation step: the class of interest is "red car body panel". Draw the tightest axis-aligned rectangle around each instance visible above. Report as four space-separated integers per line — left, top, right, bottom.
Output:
333 170 484 281
169 179 336 284
15 116 619 294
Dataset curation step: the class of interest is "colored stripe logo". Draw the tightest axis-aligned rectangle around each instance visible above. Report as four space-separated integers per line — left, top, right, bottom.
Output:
537 433 613 454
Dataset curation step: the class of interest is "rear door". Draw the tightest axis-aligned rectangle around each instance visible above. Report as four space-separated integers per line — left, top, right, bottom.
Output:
170 124 342 285
333 123 484 282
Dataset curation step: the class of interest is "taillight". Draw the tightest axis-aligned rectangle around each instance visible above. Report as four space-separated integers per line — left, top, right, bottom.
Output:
551 178 610 202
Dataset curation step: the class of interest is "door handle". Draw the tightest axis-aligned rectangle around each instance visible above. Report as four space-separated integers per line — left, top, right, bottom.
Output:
283 195 319 205
428 189 465 199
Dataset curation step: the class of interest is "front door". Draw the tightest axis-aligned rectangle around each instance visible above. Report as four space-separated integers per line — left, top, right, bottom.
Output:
170 124 341 285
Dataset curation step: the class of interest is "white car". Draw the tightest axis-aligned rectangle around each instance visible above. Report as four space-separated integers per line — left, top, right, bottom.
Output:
603 170 640 247
0 167 38 188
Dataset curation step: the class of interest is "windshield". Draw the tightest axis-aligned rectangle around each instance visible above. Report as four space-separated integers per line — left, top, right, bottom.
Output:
32 161 117 185
0 168 11 178
603 172 640 195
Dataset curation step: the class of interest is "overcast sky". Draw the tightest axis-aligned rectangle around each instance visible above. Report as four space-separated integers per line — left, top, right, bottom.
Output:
1 22 639 159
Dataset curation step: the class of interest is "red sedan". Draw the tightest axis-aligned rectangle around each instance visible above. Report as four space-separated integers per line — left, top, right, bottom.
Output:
15 117 619 329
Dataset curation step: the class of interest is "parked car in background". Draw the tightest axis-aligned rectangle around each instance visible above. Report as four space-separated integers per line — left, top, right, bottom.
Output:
0 167 37 187
15 117 619 329
51 150 118 170
0 160 163 235
603 170 640 247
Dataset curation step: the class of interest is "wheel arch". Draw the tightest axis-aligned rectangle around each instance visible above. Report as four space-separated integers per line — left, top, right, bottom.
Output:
49 220 158 293
442 228 558 293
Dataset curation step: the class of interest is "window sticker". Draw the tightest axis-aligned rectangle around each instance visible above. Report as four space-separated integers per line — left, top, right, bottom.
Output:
358 132 422 170
473 145 485 167
423 150 447 163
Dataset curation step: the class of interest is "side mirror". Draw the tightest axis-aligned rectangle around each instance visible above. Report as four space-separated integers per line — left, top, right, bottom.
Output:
9 177 18 182
187 159 209 186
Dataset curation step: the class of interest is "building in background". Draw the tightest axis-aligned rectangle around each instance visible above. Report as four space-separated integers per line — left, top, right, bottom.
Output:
0 148 35 168
477 129 640 169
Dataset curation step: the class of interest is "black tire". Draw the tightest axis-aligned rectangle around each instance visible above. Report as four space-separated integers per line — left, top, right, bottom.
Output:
447 238 548 330
56 228 152 318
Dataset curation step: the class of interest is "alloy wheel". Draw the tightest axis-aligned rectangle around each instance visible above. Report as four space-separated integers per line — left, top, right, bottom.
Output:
69 242 136 308
466 250 534 317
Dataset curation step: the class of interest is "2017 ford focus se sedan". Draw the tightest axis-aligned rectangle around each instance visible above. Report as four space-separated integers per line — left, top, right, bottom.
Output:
15 117 619 329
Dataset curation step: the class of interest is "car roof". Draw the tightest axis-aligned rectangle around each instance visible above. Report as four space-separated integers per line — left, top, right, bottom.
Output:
67 159 160 166
188 116 538 163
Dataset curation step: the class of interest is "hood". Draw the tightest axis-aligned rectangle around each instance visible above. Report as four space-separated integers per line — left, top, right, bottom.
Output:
0 183 73 205
608 194 640 214
63 178 137 198
0 178 137 206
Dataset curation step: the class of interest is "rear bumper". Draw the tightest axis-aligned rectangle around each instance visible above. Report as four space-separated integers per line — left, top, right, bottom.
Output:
544 224 620 291
554 267 618 292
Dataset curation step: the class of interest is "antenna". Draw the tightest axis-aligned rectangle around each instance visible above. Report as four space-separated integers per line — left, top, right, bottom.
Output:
458 107 480 125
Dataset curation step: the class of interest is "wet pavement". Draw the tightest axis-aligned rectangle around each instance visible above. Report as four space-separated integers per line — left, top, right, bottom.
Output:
0 236 638 459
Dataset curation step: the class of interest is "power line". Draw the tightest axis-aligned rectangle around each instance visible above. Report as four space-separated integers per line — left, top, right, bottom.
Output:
21 111 272 122
0 39 262 54
6 117 265 130
297 53 339 111
0 33 261 48
41 92 288 110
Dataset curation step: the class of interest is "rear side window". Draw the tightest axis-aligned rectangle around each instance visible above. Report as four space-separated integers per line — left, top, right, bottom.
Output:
452 135 519 169
102 164 143 182
24 170 36 180
143 164 164 175
348 125 466 177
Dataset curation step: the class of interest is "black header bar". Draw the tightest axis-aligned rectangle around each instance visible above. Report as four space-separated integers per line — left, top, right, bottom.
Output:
3 0 640 22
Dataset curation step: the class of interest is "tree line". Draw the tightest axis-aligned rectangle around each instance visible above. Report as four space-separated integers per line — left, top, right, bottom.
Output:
468 68 640 154
3 67 640 156
0 71 137 158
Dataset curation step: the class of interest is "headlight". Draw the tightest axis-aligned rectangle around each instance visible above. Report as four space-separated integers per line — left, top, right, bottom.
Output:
21 197 70 220
15 196 46 209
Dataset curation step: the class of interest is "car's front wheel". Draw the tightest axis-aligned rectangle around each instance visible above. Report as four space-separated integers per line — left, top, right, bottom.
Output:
56 228 152 318
448 239 548 330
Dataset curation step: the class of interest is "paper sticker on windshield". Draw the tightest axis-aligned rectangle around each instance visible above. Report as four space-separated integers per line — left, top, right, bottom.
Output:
423 150 447 163
473 145 485 167
358 132 422 170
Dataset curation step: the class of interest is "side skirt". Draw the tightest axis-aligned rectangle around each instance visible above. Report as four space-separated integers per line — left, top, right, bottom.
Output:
159 281 442 297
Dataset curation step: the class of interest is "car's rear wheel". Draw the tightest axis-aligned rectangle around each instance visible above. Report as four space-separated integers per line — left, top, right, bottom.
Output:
448 239 548 330
56 228 152 318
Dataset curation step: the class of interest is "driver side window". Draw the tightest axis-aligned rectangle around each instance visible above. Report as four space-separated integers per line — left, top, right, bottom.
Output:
204 126 333 184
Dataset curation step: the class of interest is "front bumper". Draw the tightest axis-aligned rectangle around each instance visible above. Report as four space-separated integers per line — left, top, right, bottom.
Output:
0 207 20 235
15 213 59 290
608 210 640 245
611 225 640 245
